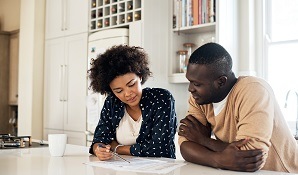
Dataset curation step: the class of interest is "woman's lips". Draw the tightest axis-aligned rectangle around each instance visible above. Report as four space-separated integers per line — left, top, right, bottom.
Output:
127 95 137 103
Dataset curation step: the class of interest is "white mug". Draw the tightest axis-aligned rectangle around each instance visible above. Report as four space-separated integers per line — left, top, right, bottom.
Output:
48 134 67 157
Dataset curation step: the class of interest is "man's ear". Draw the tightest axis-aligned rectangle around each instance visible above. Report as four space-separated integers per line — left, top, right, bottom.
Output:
216 76 227 88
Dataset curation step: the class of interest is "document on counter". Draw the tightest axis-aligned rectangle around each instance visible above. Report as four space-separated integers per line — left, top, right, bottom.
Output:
84 157 186 174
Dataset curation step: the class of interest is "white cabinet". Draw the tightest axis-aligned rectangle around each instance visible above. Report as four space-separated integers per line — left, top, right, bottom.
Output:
45 0 88 39
44 129 87 146
44 33 88 145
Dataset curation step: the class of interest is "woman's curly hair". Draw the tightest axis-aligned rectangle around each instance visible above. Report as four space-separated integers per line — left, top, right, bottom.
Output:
88 45 152 95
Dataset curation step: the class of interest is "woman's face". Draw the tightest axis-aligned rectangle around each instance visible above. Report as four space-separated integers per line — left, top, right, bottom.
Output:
109 73 142 108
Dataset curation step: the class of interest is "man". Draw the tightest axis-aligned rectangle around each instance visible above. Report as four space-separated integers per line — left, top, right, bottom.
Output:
178 43 298 173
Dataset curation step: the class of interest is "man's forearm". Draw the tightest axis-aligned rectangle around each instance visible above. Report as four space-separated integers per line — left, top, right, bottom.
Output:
199 137 229 152
180 140 264 172
180 141 219 168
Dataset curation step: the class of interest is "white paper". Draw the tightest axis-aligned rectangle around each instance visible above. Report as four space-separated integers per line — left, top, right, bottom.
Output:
84 157 186 174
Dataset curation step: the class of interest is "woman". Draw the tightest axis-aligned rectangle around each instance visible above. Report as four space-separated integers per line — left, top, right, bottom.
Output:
88 45 177 160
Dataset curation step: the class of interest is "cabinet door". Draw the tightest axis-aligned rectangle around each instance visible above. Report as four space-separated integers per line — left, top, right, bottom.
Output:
64 130 86 146
63 0 88 36
44 38 65 130
43 128 64 141
63 33 87 132
0 33 10 134
45 0 88 39
8 32 19 105
44 129 86 146
45 0 64 39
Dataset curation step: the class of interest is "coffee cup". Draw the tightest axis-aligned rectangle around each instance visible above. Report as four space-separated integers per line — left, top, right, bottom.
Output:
48 134 67 157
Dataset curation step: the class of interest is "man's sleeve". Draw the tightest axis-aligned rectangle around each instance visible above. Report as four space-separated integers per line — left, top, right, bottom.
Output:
235 82 273 155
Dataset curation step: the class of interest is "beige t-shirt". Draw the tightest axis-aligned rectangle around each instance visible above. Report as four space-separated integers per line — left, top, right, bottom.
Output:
179 76 298 173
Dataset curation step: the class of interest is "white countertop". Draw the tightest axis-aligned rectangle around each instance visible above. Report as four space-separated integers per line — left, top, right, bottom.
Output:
0 144 297 175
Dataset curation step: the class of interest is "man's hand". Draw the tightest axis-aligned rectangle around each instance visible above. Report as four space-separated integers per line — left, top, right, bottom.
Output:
215 139 265 172
178 115 211 144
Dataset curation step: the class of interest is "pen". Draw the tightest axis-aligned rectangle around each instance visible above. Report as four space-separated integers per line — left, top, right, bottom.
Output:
98 144 131 163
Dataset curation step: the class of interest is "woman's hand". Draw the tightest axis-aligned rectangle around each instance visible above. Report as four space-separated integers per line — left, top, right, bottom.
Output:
93 143 113 160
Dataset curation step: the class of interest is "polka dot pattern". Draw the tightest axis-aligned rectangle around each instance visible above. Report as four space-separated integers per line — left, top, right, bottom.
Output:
89 87 177 158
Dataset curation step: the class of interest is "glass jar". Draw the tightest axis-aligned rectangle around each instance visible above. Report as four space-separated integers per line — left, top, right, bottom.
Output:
183 43 195 67
177 50 188 73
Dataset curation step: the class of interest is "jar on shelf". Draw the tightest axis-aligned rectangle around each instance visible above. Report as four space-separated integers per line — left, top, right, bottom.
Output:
134 13 141 20
97 21 102 28
92 1 96 8
111 7 117 13
127 4 133 10
104 19 109 27
98 10 103 17
177 50 188 73
127 14 132 22
183 43 195 67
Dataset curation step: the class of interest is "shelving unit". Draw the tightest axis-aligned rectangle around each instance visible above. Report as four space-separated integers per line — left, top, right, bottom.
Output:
90 0 142 32
169 0 217 83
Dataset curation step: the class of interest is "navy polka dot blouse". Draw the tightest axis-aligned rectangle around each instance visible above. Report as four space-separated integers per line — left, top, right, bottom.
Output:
89 87 177 158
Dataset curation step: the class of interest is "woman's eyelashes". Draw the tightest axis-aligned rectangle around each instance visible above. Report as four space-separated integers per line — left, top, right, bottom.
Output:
128 82 135 87
114 83 135 94
113 89 122 93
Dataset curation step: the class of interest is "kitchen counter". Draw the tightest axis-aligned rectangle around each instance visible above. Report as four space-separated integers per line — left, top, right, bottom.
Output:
0 144 296 175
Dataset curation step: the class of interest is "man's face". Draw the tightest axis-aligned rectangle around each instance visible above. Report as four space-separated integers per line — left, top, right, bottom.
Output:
186 64 219 105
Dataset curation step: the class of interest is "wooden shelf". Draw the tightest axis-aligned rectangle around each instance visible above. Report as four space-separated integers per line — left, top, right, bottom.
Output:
168 73 189 83
173 22 216 34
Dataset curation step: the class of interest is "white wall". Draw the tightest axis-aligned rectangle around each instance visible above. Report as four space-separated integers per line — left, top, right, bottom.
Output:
236 0 264 77
0 0 20 31
18 0 45 139
141 0 189 121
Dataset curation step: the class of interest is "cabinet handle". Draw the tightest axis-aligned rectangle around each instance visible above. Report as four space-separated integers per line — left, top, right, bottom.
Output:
61 0 68 31
64 0 68 30
59 65 64 101
61 0 65 31
63 65 68 101
85 130 94 135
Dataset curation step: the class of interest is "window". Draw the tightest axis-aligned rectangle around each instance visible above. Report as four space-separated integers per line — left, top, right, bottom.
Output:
264 0 298 136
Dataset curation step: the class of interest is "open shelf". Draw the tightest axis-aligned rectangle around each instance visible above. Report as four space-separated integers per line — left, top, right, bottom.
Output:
90 0 142 32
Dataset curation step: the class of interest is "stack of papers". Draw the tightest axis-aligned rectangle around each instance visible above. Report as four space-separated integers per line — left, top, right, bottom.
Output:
84 157 186 174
